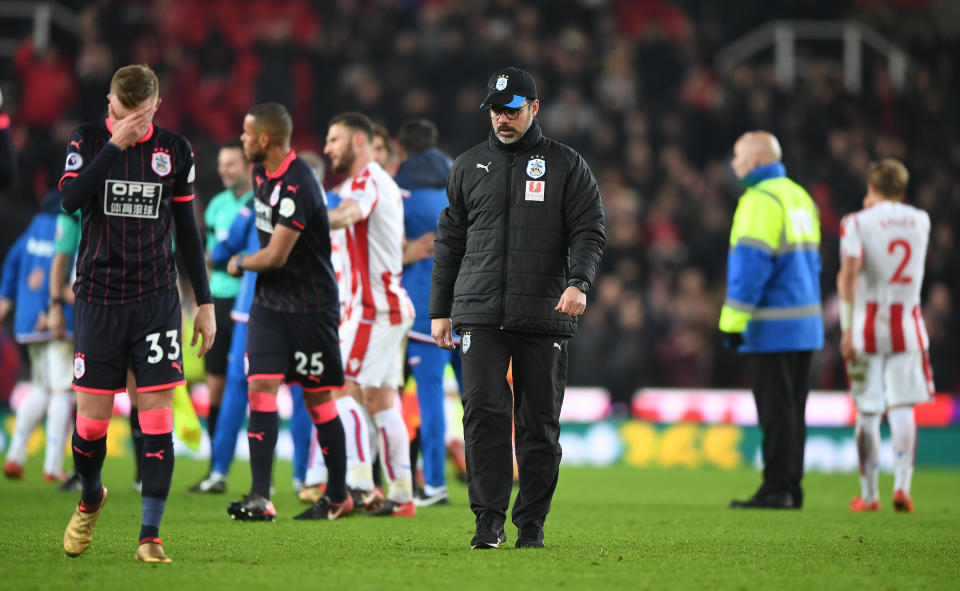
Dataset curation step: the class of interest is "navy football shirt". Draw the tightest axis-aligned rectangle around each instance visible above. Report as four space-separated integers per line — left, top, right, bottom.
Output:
59 120 197 305
251 150 339 315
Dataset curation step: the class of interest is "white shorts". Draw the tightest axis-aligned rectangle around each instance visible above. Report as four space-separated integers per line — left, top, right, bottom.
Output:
340 317 412 389
29 340 74 393
848 351 934 413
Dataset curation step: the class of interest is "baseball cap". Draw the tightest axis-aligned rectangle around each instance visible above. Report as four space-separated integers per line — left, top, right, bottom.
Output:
481 67 538 109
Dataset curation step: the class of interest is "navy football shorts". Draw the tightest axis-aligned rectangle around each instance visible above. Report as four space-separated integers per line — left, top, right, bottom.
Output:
72 289 185 394
245 304 345 392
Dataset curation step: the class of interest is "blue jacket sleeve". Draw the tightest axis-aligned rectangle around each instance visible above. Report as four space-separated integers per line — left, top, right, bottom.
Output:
210 208 254 265
0 233 26 300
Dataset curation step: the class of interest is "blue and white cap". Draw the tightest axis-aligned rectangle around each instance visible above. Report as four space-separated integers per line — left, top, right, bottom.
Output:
481 66 538 109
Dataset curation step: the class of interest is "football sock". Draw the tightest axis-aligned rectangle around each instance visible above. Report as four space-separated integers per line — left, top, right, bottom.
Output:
374 407 413 503
288 386 313 484
854 412 881 503
138 409 174 541
129 406 144 483
247 393 279 498
7 386 49 465
139 435 173 539
366 407 382 488
207 404 220 453
335 396 374 490
304 430 328 487
309 400 347 503
43 391 74 476
888 406 916 495
73 415 110 509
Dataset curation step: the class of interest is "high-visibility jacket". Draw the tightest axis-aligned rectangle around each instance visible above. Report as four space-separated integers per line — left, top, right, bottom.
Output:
719 173 824 353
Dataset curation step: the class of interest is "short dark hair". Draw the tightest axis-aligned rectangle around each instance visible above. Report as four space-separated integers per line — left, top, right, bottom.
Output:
110 64 159 109
248 103 293 144
329 111 374 143
396 118 439 155
371 123 395 158
867 158 909 199
220 138 247 160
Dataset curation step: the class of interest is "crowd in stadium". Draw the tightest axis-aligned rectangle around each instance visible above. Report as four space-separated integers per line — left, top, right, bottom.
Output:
2 0 958 405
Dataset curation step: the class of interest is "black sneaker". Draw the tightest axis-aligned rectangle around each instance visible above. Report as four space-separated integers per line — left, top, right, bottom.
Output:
516 523 544 548
729 491 797 509
470 514 506 549
227 493 277 521
293 495 355 520
59 472 83 492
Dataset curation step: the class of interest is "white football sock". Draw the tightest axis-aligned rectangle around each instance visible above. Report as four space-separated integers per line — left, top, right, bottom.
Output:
304 428 328 486
854 412 881 503
335 396 373 490
43 391 74 476
374 407 412 503
888 406 916 495
364 407 379 477
6 386 49 465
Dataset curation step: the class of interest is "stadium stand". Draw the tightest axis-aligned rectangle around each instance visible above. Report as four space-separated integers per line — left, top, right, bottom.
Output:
1 0 958 406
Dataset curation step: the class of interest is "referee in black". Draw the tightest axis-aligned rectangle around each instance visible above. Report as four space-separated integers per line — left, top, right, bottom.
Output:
430 67 605 549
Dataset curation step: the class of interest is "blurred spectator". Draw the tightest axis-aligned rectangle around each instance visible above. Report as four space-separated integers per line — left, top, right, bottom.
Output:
4 0 960 400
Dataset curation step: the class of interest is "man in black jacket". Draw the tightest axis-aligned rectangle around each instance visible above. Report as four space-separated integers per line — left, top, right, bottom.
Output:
430 67 605 550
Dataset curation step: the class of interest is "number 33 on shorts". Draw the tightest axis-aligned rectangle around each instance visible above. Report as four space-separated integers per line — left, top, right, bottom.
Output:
145 330 181 363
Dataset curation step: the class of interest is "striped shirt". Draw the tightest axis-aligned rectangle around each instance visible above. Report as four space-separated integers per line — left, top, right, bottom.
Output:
251 150 339 315
59 120 197 305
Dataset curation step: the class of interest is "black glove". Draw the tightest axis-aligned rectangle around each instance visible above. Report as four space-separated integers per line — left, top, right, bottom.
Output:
722 332 744 349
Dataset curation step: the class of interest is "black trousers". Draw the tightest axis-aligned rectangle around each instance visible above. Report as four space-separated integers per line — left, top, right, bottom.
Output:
747 351 813 506
459 327 567 529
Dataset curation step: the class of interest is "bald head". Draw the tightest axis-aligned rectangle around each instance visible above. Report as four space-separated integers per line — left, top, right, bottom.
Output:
731 131 782 180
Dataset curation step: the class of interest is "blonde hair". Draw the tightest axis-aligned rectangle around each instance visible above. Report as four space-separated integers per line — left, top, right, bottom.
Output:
867 158 909 200
110 64 159 109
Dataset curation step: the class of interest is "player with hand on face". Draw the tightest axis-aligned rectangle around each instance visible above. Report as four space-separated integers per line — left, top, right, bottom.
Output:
59 64 215 563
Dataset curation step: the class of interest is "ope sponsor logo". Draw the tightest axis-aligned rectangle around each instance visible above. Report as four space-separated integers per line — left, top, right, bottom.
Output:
103 180 163 219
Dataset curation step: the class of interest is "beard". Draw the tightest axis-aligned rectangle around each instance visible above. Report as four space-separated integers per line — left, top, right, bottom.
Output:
245 146 267 163
494 117 533 145
330 147 355 174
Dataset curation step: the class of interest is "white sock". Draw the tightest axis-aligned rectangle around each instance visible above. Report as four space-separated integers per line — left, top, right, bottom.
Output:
423 483 447 497
373 407 412 503
43 392 74 476
304 428 328 486
854 412 881 503
365 407 379 478
6 387 50 465
888 406 916 495
335 396 373 490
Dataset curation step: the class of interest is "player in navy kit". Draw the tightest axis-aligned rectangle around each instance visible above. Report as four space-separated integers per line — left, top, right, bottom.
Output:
225 103 352 521
59 65 215 563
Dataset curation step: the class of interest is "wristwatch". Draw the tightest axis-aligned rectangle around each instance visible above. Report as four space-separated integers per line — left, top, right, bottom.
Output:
567 279 590 294
48 296 63 307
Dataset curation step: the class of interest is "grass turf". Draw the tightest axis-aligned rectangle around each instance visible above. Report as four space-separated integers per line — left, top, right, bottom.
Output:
1 458 957 590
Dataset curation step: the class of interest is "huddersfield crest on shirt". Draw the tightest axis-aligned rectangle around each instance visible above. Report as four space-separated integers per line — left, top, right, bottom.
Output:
151 149 171 176
526 157 545 179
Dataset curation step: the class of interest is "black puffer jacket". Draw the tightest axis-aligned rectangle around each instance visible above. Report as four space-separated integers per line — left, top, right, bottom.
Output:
430 120 605 337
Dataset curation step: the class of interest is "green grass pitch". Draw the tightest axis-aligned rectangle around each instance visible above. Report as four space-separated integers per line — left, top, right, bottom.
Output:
1 458 957 590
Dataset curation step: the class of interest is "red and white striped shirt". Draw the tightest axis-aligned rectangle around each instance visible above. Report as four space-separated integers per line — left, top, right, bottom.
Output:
328 192 359 328
839 201 930 354
341 162 414 325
